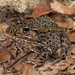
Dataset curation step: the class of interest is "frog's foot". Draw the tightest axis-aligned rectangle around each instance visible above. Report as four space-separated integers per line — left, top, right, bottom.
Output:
26 51 49 67
34 51 50 67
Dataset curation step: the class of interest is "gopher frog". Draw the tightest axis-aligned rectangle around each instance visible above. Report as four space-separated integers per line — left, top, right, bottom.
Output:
6 15 70 66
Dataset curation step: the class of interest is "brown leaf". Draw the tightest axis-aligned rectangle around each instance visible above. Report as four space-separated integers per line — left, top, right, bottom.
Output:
56 22 68 28
43 67 53 72
15 63 24 75
0 25 2 32
25 2 54 18
68 69 75 74
48 13 69 27
51 0 75 14
0 65 4 74
55 72 65 75
71 48 75 54
67 30 75 42
25 0 75 18
21 63 40 75
3 40 12 47
68 64 75 70
48 13 65 23
71 56 75 59
73 22 75 30
8 49 16 57
58 63 68 71
0 47 11 63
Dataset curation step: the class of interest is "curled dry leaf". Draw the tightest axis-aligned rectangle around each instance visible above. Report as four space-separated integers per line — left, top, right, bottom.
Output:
0 47 11 63
25 2 54 18
51 0 75 14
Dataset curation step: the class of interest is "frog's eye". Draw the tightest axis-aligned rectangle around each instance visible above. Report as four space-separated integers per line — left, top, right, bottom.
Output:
23 27 29 31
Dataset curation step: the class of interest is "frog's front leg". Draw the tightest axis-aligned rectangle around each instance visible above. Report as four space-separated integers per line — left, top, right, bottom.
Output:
33 51 50 67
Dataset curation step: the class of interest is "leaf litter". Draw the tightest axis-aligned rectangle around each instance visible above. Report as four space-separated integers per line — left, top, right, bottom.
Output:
0 0 75 75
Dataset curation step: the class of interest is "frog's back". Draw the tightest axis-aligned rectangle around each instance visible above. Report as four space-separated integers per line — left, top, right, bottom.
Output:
29 15 60 30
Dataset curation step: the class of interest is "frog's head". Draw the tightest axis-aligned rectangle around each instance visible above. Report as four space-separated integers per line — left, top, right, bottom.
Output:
6 23 39 41
6 24 29 34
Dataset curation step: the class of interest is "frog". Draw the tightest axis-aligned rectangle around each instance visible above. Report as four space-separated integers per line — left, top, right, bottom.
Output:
6 15 70 67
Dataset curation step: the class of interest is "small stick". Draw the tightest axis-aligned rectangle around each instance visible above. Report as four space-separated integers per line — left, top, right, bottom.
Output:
8 52 31 68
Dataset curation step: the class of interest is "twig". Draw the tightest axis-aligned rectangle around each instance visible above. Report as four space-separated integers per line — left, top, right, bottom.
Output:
8 52 31 68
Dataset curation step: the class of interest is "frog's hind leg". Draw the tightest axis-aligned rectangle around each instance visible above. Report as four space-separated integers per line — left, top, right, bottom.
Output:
53 32 70 58
57 32 71 58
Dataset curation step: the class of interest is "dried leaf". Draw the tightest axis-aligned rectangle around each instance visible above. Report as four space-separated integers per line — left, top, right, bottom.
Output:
73 22 75 30
55 72 65 75
21 63 40 75
43 67 53 72
0 25 2 32
68 64 75 70
49 13 69 27
25 0 75 18
67 30 75 42
56 22 68 28
71 56 75 60
65 17 74 28
0 47 11 63
0 65 4 74
58 63 68 71
8 49 16 57
71 48 75 54
58 66 68 71
3 40 12 47
15 63 23 75
49 13 65 23
51 0 75 14
68 69 75 74
25 3 54 18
